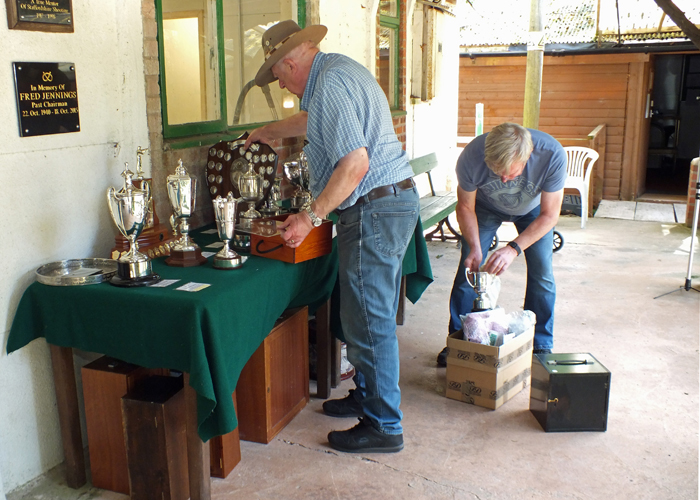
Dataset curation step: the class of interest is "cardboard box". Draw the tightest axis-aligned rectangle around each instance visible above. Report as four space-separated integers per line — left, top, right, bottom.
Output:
250 214 332 264
445 326 534 409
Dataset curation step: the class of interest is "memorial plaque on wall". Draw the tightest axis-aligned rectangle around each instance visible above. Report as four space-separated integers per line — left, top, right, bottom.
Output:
13 62 80 137
5 0 73 32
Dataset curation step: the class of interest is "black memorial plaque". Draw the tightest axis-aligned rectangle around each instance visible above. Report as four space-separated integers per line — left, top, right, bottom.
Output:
13 62 80 137
11 0 72 26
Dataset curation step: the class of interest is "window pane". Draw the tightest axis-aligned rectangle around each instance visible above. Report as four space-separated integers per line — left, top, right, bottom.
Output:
223 0 299 127
162 0 221 126
378 26 395 107
379 0 397 17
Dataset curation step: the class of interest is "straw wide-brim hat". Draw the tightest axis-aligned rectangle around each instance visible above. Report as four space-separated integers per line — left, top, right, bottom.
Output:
254 20 327 87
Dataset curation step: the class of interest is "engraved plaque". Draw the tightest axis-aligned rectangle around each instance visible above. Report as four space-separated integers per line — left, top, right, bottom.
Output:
6 0 74 32
13 62 80 137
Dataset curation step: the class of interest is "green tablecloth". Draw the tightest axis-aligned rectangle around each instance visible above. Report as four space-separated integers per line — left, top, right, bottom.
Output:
7 221 432 442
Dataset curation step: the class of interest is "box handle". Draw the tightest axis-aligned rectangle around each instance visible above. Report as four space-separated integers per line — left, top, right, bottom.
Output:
546 359 592 366
255 241 284 254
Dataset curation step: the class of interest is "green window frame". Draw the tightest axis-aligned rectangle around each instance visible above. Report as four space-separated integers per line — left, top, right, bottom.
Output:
155 0 307 143
379 0 400 110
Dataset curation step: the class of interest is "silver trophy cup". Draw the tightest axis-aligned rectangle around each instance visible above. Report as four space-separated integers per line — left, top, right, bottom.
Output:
238 162 262 228
165 160 207 266
212 192 243 269
465 268 495 311
107 165 161 286
283 151 312 210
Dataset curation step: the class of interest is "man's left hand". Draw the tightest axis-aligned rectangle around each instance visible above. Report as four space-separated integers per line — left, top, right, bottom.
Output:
483 246 518 276
277 212 313 248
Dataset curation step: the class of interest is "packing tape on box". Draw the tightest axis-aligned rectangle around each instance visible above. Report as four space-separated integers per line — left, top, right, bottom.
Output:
449 339 533 369
449 367 531 403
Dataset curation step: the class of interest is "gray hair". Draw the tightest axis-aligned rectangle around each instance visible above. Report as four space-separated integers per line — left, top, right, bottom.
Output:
484 123 533 175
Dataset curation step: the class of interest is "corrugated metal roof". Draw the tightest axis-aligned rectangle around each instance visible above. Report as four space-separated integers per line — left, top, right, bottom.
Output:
460 0 700 47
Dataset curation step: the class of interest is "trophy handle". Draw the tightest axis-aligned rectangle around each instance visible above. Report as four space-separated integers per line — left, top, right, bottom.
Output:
106 187 128 239
465 267 476 289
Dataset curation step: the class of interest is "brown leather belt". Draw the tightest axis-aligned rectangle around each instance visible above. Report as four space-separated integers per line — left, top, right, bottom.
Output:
345 178 415 211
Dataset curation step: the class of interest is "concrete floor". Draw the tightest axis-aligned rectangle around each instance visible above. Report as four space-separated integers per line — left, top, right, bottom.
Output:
8 214 700 500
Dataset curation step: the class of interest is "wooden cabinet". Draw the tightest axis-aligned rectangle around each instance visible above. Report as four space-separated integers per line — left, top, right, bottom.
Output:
236 307 309 443
81 356 166 494
121 375 189 500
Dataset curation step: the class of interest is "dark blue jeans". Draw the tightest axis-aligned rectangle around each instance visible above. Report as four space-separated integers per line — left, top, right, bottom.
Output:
448 203 555 351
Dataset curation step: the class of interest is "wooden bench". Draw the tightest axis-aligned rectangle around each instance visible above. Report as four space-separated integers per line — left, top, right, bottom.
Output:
395 153 460 325
410 153 460 242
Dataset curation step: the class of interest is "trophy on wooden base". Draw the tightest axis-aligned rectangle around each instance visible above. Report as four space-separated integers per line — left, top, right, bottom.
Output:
107 165 161 287
165 159 207 267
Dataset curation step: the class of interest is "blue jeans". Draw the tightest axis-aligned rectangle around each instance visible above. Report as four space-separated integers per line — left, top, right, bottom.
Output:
336 185 419 435
448 203 556 351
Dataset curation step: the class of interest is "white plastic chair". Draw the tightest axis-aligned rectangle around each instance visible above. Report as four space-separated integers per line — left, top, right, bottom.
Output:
563 147 599 229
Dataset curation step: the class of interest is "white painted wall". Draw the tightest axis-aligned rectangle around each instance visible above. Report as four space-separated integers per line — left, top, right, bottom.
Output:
0 0 149 494
405 0 461 194
318 0 379 68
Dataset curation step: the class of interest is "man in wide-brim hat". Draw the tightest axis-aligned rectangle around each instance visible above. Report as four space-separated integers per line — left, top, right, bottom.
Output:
245 20 420 454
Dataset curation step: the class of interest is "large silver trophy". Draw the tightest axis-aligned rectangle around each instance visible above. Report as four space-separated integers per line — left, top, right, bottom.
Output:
283 151 312 210
165 159 207 267
238 162 263 228
465 268 496 311
212 192 243 269
107 165 161 287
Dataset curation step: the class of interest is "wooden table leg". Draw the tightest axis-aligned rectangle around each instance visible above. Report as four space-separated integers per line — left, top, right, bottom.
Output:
331 337 341 388
184 374 211 500
48 344 86 488
315 298 332 399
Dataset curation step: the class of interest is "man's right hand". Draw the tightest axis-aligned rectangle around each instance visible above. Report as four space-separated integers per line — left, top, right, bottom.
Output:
464 250 483 273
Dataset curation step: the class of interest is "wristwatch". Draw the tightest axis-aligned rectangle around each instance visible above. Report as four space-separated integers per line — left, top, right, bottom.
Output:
302 202 322 227
507 241 522 256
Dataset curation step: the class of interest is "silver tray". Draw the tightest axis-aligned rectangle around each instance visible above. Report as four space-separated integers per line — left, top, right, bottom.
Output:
36 258 118 286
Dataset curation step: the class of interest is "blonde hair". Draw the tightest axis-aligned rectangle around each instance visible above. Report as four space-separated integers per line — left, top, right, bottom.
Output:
484 123 533 175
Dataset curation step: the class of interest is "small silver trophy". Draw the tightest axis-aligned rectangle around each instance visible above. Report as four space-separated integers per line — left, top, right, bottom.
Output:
165 159 207 267
212 192 243 269
465 268 495 311
283 151 312 210
107 165 161 287
238 162 263 228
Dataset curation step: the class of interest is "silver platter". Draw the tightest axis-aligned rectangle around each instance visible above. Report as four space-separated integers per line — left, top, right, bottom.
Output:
36 258 118 286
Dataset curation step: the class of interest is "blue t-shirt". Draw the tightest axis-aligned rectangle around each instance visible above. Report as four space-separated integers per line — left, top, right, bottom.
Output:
300 52 413 210
456 129 567 216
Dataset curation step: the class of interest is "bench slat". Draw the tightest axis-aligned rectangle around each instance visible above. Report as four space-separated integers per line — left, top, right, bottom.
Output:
409 153 439 177
420 194 457 229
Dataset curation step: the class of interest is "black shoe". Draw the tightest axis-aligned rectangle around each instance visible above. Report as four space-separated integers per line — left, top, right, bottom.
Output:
322 389 364 418
533 348 552 355
328 417 404 453
436 346 449 367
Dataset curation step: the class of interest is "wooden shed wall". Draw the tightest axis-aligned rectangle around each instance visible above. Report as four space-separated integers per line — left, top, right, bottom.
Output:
458 53 651 201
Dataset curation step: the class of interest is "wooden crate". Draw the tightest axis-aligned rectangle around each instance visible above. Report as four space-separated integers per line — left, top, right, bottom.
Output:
236 307 309 443
250 215 332 263
81 357 165 494
209 391 241 478
121 375 188 500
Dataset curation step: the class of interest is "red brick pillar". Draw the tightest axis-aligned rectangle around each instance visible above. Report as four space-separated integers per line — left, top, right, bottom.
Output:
687 159 699 228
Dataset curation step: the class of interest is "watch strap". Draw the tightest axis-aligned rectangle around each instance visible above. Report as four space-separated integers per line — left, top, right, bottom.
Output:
507 241 522 256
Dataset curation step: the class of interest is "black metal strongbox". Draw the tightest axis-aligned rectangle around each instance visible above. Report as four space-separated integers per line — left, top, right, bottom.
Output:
530 353 610 432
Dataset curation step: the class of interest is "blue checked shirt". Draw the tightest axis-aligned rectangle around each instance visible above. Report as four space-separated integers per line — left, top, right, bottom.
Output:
300 52 413 210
